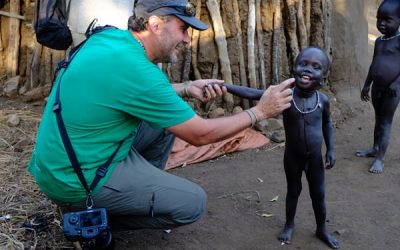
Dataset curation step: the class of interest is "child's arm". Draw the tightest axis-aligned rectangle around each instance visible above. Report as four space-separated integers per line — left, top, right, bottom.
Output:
360 40 380 101
361 69 373 102
321 94 335 169
385 73 400 97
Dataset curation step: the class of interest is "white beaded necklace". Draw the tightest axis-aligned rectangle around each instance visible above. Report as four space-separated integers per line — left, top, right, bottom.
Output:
292 88 321 114
380 33 400 41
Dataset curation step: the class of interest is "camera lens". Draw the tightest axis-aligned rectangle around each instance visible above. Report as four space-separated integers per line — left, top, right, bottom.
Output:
69 215 79 224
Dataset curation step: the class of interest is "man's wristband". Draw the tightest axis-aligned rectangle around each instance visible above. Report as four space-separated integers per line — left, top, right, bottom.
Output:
182 81 192 98
244 109 257 128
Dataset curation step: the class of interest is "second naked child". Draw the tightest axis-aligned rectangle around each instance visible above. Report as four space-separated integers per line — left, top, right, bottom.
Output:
356 0 400 174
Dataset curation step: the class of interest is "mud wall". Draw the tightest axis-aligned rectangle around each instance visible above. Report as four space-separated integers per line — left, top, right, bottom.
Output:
330 0 368 91
0 0 380 111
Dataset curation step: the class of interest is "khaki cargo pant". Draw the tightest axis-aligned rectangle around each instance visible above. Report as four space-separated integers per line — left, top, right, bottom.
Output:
56 122 207 231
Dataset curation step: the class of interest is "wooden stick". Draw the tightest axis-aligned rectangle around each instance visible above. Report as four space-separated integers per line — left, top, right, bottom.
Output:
30 42 42 89
255 0 266 90
232 0 249 109
247 0 257 90
0 25 3 51
285 0 299 63
206 0 234 111
43 47 52 86
310 0 323 46
296 0 308 49
322 0 332 60
0 10 25 20
305 0 311 39
6 0 21 78
191 0 202 80
272 0 281 85
182 46 192 82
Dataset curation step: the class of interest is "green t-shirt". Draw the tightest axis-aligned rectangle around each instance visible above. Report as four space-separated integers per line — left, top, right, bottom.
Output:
28 29 195 202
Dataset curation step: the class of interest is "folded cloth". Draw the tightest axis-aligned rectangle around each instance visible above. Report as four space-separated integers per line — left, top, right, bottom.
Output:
166 128 270 170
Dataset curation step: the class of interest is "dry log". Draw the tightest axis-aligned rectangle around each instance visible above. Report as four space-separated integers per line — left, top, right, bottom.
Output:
6 0 20 78
0 10 25 20
305 0 311 36
182 46 192 82
255 0 266 90
0 25 3 52
191 0 202 80
232 0 249 109
272 0 281 84
30 42 42 89
310 0 324 47
212 62 219 79
43 48 52 85
22 45 34 93
206 0 234 111
322 0 332 60
296 0 308 49
247 0 257 90
285 0 299 63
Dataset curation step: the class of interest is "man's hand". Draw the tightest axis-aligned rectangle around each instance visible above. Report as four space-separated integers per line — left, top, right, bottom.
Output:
251 78 294 121
360 86 370 102
189 79 227 102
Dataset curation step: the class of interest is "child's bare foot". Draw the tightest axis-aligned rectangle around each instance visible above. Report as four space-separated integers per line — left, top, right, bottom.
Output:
369 159 384 174
278 225 294 244
316 229 340 249
355 148 377 157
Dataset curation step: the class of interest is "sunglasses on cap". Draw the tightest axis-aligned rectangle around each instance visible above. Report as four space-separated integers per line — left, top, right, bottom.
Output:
149 2 196 17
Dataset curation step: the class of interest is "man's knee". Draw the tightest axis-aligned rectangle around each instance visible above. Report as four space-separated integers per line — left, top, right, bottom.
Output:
172 186 207 225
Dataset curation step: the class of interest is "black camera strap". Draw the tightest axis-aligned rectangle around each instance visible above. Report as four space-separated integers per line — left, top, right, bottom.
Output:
52 24 123 201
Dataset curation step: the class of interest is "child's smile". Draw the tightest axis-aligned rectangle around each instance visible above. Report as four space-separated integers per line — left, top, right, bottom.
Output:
293 48 328 90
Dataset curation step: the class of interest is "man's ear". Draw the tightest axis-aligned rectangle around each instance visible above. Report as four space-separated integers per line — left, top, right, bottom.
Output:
148 16 161 32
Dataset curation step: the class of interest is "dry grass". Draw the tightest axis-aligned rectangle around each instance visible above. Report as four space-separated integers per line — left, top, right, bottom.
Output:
0 98 74 249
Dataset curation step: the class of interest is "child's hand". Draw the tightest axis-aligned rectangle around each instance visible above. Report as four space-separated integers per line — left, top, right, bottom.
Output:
325 151 336 169
360 86 370 102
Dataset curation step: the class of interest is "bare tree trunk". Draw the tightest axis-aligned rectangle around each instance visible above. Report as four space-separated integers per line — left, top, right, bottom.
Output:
6 0 20 78
206 0 234 111
30 42 42 89
296 0 308 49
43 48 52 85
272 0 281 85
310 0 324 47
0 24 3 52
232 0 249 109
285 0 299 63
247 0 257 90
256 0 266 90
322 0 332 60
182 46 192 82
305 0 311 37
191 0 202 80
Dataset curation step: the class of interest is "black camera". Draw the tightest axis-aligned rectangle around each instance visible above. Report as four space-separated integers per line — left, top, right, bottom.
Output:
63 208 113 249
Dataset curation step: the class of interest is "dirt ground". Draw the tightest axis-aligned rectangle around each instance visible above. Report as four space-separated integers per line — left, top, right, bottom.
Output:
109 87 400 250
1 84 400 250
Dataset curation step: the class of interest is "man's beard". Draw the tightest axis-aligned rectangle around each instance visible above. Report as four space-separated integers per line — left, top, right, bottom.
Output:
158 43 186 63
